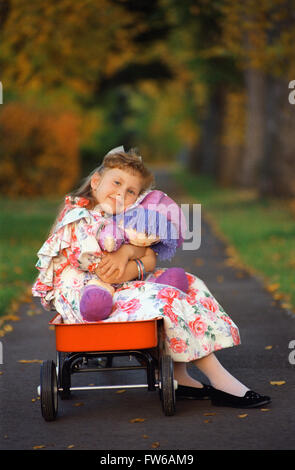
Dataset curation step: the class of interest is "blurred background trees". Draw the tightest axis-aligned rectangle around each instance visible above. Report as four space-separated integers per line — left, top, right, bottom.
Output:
0 0 294 197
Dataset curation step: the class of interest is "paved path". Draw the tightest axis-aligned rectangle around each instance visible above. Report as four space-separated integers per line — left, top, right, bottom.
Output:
1 169 294 452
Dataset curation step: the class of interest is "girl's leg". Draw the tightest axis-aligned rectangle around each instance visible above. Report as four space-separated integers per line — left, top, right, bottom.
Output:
193 352 249 397
173 362 204 388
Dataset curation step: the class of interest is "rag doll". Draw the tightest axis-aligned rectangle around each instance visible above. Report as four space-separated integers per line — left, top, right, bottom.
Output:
80 190 188 322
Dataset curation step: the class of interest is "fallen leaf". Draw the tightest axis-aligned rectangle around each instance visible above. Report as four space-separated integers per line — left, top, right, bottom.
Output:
33 445 46 450
195 258 204 266
265 346 273 350
18 359 43 364
31 398 37 403
260 408 270 412
266 283 280 292
26 309 39 316
273 293 285 300
217 275 224 283
237 414 248 419
74 402 84 407
142 435 149 439
116 389 126 394
67 445 75 449
129 418 145 423
151 442 160 449
0 314 20 326
203 412 216 416
270 381 286 386
235 271 245 278
3 324 13 332
281 303 292 309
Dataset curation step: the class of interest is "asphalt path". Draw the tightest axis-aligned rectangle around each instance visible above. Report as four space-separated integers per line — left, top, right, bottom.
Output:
1 168 294 455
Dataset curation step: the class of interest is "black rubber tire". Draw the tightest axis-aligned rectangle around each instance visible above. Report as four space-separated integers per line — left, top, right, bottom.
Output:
159 355 176 416
40 360 58 421
59 353 71 400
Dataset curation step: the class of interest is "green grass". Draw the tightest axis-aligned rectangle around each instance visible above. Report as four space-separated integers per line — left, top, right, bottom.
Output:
0 198 61 316
174 169 295 313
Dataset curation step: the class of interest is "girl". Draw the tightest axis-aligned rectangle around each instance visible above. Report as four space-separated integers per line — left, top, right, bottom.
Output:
32 147 271 408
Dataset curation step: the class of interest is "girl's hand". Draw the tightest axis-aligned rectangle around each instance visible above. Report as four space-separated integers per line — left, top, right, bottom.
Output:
96 244 145 281
96 249 129 280
97 247 157 284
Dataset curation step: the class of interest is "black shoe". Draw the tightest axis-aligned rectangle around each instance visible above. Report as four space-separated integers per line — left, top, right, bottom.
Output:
211 388 271 408
175 383 213 400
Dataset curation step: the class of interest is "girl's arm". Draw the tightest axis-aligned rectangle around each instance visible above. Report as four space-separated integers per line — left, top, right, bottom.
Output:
120 244 147 260
97 247 157 284
96 244 149 280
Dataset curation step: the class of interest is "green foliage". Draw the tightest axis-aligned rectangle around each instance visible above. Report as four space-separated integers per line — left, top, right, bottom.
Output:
0 198 60 316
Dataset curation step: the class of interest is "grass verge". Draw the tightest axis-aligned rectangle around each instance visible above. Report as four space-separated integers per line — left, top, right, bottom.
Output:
0 198 61 320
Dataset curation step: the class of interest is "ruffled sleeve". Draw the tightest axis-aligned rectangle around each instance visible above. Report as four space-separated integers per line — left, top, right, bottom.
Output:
32 197 106 304
70 217 104 272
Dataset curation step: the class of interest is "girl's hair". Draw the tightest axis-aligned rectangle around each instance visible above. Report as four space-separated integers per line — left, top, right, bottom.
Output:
48 148 154 236
70 148 155 208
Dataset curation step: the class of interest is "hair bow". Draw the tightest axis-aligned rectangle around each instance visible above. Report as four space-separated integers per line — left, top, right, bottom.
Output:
106 145 142 161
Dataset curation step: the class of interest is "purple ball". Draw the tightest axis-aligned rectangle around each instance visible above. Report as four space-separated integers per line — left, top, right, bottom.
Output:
80 285 113 322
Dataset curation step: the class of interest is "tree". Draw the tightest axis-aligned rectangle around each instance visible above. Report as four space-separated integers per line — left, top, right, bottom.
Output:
221 0 295 196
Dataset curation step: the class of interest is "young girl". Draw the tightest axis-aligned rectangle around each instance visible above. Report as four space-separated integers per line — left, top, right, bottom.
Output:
32 147 271 409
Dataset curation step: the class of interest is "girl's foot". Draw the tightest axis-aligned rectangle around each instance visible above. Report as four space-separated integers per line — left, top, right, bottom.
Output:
211 388 271 408
80 285 113 322
175 383 213 400
153 267 189 293
86 279 115 295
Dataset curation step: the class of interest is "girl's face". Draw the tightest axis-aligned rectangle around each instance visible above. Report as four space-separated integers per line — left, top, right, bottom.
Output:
91 167 143 214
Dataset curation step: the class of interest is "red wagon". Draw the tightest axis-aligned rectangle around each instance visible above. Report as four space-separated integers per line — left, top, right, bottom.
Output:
39 315 177 421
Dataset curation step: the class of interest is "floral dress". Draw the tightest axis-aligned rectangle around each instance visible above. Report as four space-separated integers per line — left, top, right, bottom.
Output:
32 195 241 362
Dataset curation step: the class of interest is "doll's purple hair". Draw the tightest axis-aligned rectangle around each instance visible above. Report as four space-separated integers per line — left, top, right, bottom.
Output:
114 190 187 261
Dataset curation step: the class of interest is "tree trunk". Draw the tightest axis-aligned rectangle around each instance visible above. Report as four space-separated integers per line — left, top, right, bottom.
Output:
260 75 295 198
239 67 265 187
217 90 246 187
188 87 225 177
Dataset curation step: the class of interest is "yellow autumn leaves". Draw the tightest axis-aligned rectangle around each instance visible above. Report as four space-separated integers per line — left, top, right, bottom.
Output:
0 314 20 338
265 283 293 311
0 303 43 338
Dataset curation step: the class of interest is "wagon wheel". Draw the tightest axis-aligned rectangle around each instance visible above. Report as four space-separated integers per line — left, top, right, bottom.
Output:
40 360 58 421
59 353 71 400
159 355 176 416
